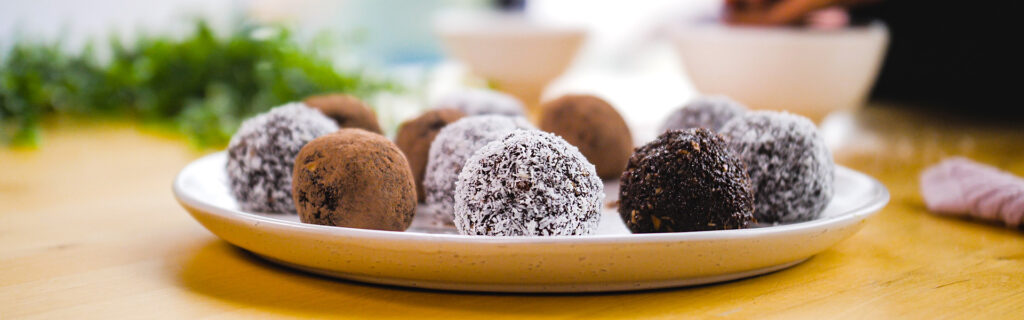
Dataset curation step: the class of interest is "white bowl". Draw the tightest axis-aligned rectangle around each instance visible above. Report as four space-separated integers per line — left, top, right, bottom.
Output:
435 11 585 110
671 22 888 121
174 152 889 292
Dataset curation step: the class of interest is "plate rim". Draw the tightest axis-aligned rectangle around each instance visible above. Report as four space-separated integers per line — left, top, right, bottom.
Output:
258 254 810 293
174 151 889 245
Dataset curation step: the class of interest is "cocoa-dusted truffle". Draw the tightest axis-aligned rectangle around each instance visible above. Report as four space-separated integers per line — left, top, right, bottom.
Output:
454 130 604 236
538 94 633 180
619 128 755 233
292 129 417 231
227 103 339 214
720 111 834 223
661 95 747 133
303 93 382 134
435 89 525 116
394 108 466 201
423 115 534 226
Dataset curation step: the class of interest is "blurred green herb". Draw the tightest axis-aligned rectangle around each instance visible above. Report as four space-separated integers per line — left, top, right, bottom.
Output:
0 20 397 148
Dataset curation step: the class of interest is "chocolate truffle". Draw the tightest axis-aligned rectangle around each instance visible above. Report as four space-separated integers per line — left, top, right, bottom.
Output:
227 103 339 214
539 94 633 180
619 128 755 233
292 129 417 231
661 95 747 133
303 93 383 134
394 108 466 201
435 89 525 116
423 115 534 226
720 111 834 223
454 130 604 236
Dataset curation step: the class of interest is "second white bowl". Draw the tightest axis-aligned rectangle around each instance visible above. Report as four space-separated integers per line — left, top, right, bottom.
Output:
672 22 889 121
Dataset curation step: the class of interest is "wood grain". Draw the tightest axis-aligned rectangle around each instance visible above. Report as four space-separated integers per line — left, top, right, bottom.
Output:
2 107 1023 319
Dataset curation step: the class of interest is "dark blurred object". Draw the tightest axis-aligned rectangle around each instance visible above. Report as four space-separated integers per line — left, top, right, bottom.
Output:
850 2 1024 117
495 0 525 12
725 0 1023 117
725 0 876 26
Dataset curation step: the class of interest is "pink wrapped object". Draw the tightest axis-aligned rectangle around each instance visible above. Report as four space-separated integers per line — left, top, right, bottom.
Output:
920 157 1024 229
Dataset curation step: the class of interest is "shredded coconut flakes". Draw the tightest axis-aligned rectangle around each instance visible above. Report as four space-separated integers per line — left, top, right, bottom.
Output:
434 89 525 117
226 103 339 213
661 95 747 133
720 111 834 223
423 115 534 226
453 130 604 236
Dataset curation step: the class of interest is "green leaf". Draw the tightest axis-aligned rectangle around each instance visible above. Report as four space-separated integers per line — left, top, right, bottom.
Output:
0 19 399 148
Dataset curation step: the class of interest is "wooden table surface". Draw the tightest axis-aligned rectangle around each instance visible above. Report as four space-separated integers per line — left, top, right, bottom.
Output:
2 106 1023 319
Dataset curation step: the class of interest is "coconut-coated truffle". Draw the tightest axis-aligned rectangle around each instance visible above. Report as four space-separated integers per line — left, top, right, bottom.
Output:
720 111 834 223
538 94 633 180
619 128 755 233
303 93 383 134
227 103 339 214
661 95 747 133
395 108 467 201
423 115 534 226
434 89 525 116
292 129 417 231
454 130 604 236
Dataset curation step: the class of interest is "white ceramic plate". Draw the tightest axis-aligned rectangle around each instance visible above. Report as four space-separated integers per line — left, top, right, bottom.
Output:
174 152 888 292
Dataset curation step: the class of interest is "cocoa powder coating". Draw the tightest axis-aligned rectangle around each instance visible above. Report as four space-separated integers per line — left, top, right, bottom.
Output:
538 94 633 180
303 94 383 134
394 108 466 201
292 129 417 231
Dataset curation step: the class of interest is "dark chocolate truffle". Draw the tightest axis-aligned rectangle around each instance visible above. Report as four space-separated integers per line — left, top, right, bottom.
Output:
454 130 604 236
303 93 383 134
619 128 755 233
394 108 466 201
423 115 534 226
292 129 417 231
434 89 525 116
227 103 339 214
661 95 747 133
720 111 834 223
538 94 633 180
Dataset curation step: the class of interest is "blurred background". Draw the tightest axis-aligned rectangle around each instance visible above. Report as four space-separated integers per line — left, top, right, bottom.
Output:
3 2 1024 317
1 0 1021 149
